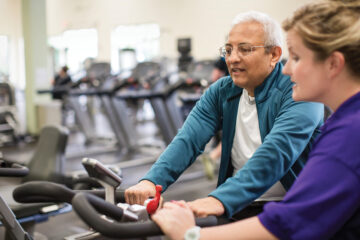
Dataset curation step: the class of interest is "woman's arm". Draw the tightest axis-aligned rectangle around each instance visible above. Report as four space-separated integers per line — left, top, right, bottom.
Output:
152 201 277 240
200 216 277 240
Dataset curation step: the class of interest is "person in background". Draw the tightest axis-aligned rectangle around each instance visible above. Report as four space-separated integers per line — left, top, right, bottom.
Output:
211 57 229 83
152 0 360 239
125 11 324 220
52 65 72 100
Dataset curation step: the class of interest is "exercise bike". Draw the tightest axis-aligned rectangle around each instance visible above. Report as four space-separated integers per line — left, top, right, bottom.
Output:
4 158 218 239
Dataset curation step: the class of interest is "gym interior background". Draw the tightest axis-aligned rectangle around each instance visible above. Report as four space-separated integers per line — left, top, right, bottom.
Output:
0 0 312 239
0 0 311 135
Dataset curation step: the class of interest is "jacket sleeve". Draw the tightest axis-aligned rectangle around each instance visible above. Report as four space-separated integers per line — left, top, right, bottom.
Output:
141 80 223 190
209 86 324 218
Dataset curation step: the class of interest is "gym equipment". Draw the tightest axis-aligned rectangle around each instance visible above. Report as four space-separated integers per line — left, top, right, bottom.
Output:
115 59 215 145
66 62 116 146
0 158 71 240
178 60 215 119
38 62 116 147
145 185 162 215
67 61 166 156
13 158 218 239
178 38 193 72
0 82 20 146
39 61 163 154
0 125 82 238
0 125 68 190
0 163 33 240
82 157 123 204
113 61 197 145
23 125 68 182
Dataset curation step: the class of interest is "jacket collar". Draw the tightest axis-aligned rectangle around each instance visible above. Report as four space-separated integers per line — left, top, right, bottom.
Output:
254 62 282 103
226 62 283 103
324 91 360 126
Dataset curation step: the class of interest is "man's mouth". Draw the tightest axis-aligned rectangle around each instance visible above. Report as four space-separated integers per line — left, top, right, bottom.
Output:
231 68 246 73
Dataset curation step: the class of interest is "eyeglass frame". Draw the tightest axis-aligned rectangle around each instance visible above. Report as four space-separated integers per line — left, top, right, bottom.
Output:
219 43 272 58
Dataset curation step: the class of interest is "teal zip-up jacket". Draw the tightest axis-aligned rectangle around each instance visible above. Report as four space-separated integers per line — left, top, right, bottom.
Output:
142 63 323 218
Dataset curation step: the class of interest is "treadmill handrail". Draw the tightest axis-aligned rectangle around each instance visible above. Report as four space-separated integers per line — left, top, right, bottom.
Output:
115 89 166 100
68 88 100 96
113 79 200 100
37 88 68 95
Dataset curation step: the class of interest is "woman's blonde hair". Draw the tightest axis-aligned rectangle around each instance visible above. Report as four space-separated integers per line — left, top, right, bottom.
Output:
283 0 360 76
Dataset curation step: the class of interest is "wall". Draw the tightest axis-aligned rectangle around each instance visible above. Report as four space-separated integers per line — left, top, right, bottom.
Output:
46 0 312 61
0 0 313 86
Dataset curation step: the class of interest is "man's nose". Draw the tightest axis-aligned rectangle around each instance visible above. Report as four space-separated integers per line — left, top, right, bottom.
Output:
228 50 241 63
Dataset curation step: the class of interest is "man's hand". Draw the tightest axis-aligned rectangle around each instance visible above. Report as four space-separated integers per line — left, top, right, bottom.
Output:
125 180 156 205
188 197 225 217
152 201 196 240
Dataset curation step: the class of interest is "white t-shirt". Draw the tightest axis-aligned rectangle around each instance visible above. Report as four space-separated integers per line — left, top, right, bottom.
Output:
231 89 286 201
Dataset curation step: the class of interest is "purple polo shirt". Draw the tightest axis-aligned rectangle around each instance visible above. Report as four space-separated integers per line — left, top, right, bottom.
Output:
259 92 360 240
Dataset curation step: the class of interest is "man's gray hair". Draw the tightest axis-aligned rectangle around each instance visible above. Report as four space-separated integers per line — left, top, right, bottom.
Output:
231 11 283 48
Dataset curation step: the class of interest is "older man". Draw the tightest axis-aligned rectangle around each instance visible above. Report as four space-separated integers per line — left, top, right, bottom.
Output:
125 11 323 219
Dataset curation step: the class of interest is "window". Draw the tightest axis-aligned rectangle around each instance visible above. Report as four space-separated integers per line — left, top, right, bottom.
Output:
0 35 9 82
48 28 98 74
111 24 160 73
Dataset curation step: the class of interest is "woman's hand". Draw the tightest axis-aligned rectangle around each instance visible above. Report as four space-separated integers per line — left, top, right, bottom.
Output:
152 201 196 240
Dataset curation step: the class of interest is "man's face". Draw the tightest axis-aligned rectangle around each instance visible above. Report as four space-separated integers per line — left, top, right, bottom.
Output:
225 21 275 94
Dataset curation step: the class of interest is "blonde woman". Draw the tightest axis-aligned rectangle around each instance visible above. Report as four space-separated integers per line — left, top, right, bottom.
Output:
152 1 360 239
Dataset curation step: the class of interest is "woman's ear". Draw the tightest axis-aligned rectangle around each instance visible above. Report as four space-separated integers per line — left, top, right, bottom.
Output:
270 46 282 68
326 51 345 79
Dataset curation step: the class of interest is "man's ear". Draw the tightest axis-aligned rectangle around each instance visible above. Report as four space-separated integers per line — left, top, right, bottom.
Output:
326 51 345 79
270 46 282 68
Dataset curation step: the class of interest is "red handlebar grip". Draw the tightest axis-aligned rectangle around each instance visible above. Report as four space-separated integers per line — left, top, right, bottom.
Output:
146 185 162 214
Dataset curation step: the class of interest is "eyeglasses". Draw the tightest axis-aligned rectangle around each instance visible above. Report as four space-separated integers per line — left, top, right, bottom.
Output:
219 43 270 58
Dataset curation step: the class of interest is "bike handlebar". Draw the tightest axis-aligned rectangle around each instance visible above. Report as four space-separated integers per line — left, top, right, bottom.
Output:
0 161 29 177
13 181 125 204
72 192 218 239
13 181 218 239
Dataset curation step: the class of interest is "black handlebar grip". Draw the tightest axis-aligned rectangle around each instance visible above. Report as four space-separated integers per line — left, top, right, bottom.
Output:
0 162 29 177
13 181 75 204
13 181 126 205
72 192 218 239
79 189 126 203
